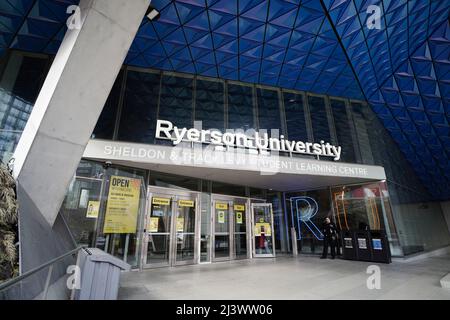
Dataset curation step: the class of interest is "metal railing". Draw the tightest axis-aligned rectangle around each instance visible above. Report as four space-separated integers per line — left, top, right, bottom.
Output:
0 246 85 300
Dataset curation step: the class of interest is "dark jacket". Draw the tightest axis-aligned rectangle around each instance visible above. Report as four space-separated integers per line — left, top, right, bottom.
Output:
322 222 337 239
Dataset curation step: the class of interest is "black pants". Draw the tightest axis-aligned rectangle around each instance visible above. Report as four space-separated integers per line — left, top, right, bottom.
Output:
322 237 336 258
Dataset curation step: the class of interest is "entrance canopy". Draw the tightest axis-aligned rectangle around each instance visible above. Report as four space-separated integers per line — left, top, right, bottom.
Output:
84 140 385 191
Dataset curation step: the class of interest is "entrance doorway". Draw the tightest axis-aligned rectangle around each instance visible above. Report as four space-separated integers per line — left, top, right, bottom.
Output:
142 187 199 268
211 195 250 261
251 203 275 257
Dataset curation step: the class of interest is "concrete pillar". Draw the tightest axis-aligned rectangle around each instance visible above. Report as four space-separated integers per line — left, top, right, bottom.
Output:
12 0 149 226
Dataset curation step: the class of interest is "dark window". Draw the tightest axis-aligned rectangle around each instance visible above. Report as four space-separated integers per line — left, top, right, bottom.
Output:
212 180 246 197
351 102 373 164
92 70 124 139
330 99 356 163
149 170 200 191
283 92 308 141
0 53 49 163
227 83 254 130
158 74 193 129
195 79 224 131
257 88 281 132
308 95 331 142
117 70 160 144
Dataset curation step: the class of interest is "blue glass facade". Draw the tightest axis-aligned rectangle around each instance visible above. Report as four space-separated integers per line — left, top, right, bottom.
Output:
0 0 449 199
0 1 449 259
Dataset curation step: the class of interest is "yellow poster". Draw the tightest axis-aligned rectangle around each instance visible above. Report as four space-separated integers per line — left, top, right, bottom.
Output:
86 201 100 219
178 200 194 207
255 223 271 236
215 203 228 210
234 204 245 211
152 197 170 205
236 212 243 224
148 217 159 232
103 176 141 234
218 211 225 224
177 217 184 232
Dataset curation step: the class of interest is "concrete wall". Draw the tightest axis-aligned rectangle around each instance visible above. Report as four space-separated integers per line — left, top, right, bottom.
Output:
391 200 450 255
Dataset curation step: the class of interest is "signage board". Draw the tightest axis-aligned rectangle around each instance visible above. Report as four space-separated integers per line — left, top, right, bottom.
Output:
86 200 100 219
103 176 141 234
155 119 342 161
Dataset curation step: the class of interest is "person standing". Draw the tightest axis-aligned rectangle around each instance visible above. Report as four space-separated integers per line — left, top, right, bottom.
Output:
321 217 337 259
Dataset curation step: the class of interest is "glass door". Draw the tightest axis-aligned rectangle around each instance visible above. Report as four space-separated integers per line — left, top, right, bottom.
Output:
173 197 197 266
233 202 248 259
144 194 172 267
252 203 275 257
143 189 199 268
212 201 232 261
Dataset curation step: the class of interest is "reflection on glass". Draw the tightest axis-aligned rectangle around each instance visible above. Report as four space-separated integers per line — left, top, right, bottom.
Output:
146 234 170 264
283 92 308 141
214 235 230 258
351 102 374 164
0 52 49 163
92 70 123 139
329 99 356 163
234 201 247 259
227 83 254 130
286 189 331 254
62 176 102 246
257 88 281 131
175 201 196 263
158 74 193 129
308 95 331 142
146 197 171 266
234 233 247 258
117 70 160 144
195 79 224 131
253 205 274 255
200 193 211 262
214 202 230 259
331 184 385 231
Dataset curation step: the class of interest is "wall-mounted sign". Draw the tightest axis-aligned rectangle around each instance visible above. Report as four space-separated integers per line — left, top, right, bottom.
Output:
177 217 184 232
178 199 194 207
86 201 100 219
255 223 271 236
217 211 225 224
215 203 228 210
234 204 245 211
148 217 159 232
103 176 141 234
156 119 342 161
152 197 170 206
236 212 243 224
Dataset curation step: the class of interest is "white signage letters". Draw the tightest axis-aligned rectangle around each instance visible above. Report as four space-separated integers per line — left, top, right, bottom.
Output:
155 119 342 161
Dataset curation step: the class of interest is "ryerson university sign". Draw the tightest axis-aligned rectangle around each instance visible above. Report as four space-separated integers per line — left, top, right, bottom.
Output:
155 120 343 161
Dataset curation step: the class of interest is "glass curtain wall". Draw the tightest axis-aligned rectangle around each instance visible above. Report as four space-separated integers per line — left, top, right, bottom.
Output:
116 69 160 144
2 48 448 257
195 78 224 132
329 98 357 163
0 51 50 163
59 160 147 267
